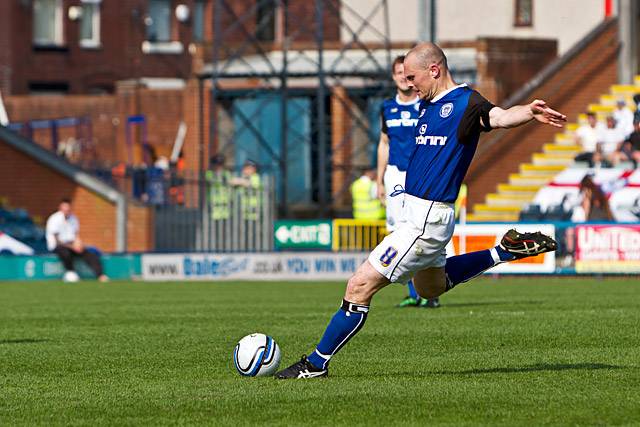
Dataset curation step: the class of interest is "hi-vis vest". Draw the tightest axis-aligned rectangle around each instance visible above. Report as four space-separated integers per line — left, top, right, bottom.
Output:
241 174 262 220
351 176 385 220
206 169 232 220
455 183 468 220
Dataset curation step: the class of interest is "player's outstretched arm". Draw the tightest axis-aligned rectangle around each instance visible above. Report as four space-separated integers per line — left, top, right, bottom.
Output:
488 99 567 129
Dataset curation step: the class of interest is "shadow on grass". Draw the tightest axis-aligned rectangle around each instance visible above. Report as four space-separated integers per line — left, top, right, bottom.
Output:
0 338 50 345
443 301 543 308
436 363 624 375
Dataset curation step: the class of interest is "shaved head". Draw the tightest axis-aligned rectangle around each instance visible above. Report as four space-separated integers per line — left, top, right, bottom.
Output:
403 42 454 100
406 42 448 70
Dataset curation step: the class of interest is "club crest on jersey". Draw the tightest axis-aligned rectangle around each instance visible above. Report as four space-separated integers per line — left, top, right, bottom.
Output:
440 103 454 118
419 124 427 134
401 110 411 119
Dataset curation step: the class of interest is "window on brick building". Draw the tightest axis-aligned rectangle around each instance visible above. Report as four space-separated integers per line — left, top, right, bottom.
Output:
80 0 101 48
28 82 70 95
146 0 172 42
32 0 64 46
256 0 276 42
193 0 205 42
514 0 533 27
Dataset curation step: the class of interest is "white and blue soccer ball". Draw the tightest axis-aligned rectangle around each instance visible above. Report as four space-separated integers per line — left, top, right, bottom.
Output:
233 333 281 377
62 270 80 283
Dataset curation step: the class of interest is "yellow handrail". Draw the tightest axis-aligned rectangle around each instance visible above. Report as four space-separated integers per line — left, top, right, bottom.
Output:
332 219 387 251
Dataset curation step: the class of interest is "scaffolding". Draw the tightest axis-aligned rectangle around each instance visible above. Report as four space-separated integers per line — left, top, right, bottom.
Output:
199 0 397 218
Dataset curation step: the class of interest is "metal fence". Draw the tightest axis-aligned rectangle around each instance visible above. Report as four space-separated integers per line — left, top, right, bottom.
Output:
331 219 387 251
97 167 275 252
197 182 275 252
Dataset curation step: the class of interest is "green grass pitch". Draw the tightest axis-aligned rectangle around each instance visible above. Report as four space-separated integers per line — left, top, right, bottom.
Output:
1 277 639 426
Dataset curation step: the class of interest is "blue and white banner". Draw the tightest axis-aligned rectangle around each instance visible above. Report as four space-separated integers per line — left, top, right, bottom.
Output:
141 252 370 281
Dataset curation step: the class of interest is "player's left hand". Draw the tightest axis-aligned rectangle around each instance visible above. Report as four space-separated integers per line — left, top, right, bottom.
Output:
530 99 567 128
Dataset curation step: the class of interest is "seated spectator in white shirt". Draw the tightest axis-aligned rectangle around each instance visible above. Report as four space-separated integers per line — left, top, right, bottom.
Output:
613 99 635 138
575 112 605 166
600 116 625 165
46 199 108 282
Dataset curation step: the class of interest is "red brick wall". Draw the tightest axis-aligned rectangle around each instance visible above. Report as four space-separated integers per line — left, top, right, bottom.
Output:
5 95 119 162
5 0 196 95
137 89 184 158
115 84 185 165
127 203 155 252
331 86 353 207
0 140 153 252
466 19 619 207
0 1 12 95
475 38 558 105
1 1 342 96
182 79 207 173
287 0 340 42
209 0 340 48
5 86 186 167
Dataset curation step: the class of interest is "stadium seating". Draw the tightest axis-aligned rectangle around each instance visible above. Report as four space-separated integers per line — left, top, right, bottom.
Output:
0 204 47 253
468 79 640 222
530 168 640 222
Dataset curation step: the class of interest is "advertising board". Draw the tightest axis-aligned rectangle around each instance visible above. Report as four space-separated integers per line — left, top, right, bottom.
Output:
142 252 369 281
575 224 640 273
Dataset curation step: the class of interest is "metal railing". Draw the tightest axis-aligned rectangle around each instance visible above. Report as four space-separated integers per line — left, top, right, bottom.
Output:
198 184 275 252
95 168 275 252
332 219 387 251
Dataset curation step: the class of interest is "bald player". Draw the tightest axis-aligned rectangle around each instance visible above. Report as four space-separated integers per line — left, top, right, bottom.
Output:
276 43 566 379
377 55 440 308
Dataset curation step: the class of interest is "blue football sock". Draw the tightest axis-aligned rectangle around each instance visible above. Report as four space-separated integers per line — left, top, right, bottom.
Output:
307 299 369 370
407 279 420 300
444 246 515 291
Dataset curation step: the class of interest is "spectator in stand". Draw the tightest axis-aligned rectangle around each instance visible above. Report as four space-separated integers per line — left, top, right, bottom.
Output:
571 175 613 222
574 112 605 166
46 199 109 282
614 120 640 167
633 94 640 123
613 99 634 138
599 116 625 166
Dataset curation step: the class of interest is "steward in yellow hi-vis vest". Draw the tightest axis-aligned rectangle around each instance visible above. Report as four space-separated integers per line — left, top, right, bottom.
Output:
231 159 263 221
206 154 232 220
351 168 385 220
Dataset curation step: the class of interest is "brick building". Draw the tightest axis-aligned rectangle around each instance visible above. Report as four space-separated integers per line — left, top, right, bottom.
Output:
0 0 339 95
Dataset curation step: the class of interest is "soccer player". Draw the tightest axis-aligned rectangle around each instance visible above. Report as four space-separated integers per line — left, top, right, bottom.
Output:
377 55 439 308
275 43 565 379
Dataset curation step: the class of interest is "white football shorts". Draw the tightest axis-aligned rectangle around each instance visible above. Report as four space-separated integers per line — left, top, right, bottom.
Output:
383 165 407 232
369 193 455 284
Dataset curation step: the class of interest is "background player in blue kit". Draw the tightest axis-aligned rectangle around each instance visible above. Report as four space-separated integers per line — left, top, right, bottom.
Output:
377 55 440 309
276 42 566 379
